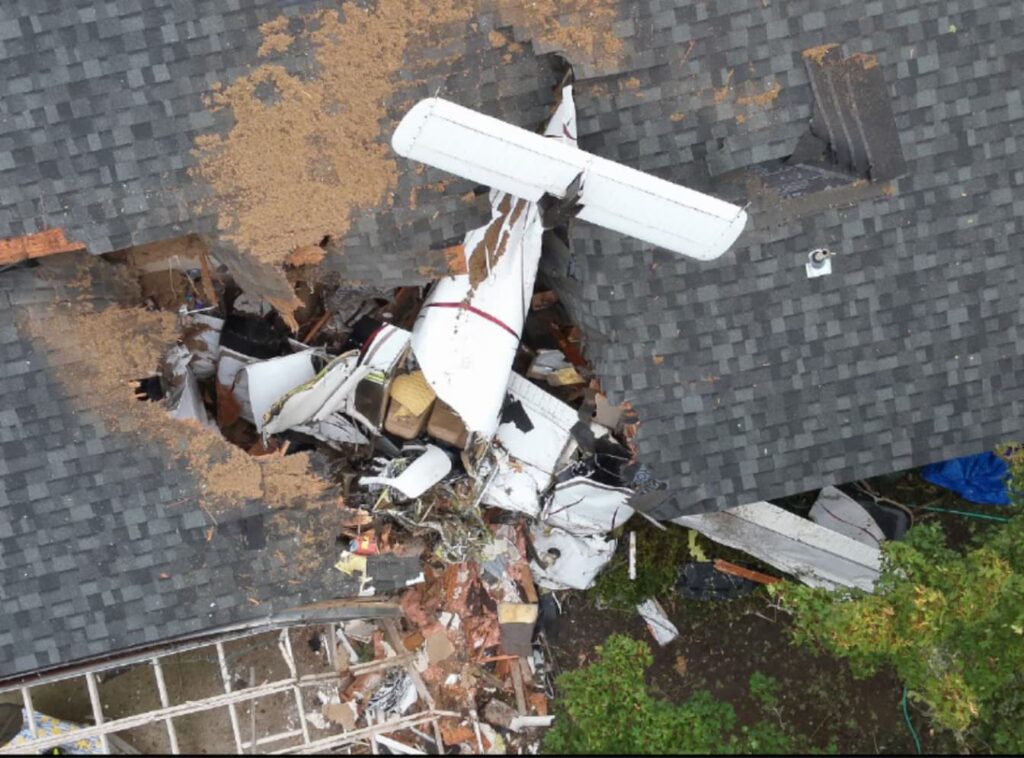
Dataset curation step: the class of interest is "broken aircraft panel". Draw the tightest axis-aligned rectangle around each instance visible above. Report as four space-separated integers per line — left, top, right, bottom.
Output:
361 444 453 500
479 373 580 517
528 525 617 591
391 93 748 262
262 351 370 435
542 477 634 536
241 349 318 434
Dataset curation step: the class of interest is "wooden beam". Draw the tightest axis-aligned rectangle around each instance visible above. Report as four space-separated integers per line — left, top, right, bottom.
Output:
151 657 181 754
0 228 85 265
198 251 219 307
713 559 782 585
84 671 111 755
216 641 246 755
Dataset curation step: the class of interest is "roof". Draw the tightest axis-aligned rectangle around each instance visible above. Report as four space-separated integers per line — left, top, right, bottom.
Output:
0 255 369 682
1 0 1022 533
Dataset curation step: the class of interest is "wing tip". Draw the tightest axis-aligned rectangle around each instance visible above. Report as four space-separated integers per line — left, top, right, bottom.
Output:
391 97 442 157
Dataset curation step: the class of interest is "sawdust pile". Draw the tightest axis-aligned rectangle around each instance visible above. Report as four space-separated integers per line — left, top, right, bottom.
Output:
490 0 624 69
735 80 782 109
192 1 473 269
26 302 332 511
802 43 839 64
258 16 294 57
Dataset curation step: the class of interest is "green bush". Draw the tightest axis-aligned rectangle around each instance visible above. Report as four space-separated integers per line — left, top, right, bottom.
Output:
771 446 1024 752
590 522 691 610
543 634 832 754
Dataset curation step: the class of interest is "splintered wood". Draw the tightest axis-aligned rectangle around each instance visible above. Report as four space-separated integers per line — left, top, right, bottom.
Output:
0 228 86 264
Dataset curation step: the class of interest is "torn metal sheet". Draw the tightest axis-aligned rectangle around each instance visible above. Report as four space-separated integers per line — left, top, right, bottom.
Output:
481 373 579 517
542 477 634 536
262 351 369 434
392 94 747 261
179 310 223 380
216 347 256 422
241 350 318 434
674 502 882 591
528 526 616 591
636 598 679 646
359 323 412 372
292 413 370 448
808 486 885 548
361 445 453 500
409 87 580 437
164 345 215 428
349 324 412 430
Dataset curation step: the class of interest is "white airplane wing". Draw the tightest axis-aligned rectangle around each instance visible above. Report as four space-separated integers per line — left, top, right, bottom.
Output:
392 97 747 260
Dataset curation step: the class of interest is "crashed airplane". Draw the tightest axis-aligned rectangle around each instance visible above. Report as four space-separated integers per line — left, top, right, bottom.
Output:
163 79 750 594
394 84 748 436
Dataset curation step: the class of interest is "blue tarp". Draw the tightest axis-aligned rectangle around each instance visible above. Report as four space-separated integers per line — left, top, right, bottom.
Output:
921 452 1011 506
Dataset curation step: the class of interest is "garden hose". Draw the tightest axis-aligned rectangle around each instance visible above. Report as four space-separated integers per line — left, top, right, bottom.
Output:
902 687 922 755
920 506 1011 523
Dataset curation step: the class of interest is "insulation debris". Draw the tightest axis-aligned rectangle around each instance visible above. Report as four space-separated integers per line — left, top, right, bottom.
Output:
637 598 680 646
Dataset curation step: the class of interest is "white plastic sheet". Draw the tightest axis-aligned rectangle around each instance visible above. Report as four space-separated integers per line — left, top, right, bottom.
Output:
360 445 452 499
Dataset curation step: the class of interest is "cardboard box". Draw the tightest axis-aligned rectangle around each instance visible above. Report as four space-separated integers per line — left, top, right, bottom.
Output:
427 399 469 448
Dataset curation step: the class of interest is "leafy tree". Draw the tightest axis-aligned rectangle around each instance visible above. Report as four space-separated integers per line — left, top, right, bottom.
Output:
771 447 1024 752
543 634 832 754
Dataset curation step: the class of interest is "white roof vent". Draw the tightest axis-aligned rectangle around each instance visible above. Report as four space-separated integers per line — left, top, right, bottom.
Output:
805 247 835 278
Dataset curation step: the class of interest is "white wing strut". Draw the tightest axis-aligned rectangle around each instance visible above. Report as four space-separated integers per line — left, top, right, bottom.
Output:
392 97 747 260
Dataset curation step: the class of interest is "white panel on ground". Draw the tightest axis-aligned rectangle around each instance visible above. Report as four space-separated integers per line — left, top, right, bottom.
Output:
674 501 882 591
392 97 747 261
808 486 885 548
